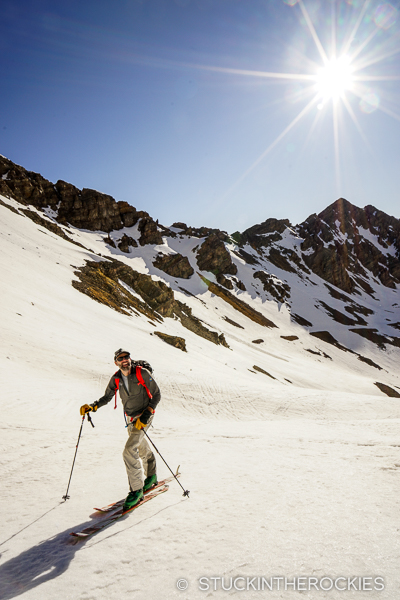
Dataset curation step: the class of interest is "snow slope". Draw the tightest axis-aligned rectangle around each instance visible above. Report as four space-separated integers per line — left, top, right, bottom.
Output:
1 197 400 599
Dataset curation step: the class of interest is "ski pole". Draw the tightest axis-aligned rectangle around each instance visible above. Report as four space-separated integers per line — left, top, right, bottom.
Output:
143 429 190 497
62 412 94 501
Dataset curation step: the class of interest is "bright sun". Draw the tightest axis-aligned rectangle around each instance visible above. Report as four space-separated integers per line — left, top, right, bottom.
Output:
315 56 354 101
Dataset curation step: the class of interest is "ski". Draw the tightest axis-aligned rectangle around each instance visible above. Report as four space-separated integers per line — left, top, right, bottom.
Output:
70 485 169 538
93 470 180 513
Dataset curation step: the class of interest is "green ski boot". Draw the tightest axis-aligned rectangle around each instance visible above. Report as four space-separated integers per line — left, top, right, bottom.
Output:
123 488 143 511
143 474 158 492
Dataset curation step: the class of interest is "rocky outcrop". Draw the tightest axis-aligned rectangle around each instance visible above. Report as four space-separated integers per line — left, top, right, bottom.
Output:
196 232 237 279
72 261 160 320
234 218 291 250
153 253 194 279
172 223 216 238
73 257 228 347
154 332 186 352
201 276 277 329
253 271 291 303
138 217 163 246
118 234 138 253
21 208 86 248
297 198 400 294
0 155 159 237
253 365 276 379
374 382 400 397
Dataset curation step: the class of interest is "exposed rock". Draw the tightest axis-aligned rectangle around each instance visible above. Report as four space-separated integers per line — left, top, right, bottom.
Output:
324 284 352 302
216 273 233 289
291 313 313 327
196 232 237 276
21 208 86 248
104 235 116 248
349 328 400 349
254 271 291 303
0 154 157 236
73 258 228 347
175 301 230 347
0 156 59 209
297 198 400 294
374 382 400 398
223 316 244 329
153 253 194 279
72 261 160 320
154 332 186 352
118 234 138 253
201 277 277 328
238 218 292 250
280 335 298 341
171 222 187 230
253 365 276 379
173 223 217 238
233 248 260 266
252 339 264 344
318 300 361 326
138 217 163 246
344 303 374 319
267 248 298 273
0 197 20 214
117 201 141 228
309 330 351 352
357 355 382 370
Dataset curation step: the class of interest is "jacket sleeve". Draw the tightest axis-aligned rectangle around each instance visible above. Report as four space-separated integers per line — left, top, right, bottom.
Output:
144 370 161 411
94 374 117 410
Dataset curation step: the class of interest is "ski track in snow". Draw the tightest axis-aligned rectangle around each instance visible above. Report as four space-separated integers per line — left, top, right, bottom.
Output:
0 198 400 599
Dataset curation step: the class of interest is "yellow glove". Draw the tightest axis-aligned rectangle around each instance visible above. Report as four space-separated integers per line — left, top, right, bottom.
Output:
134 417 145 430
80 403 97 416
134 408 154 430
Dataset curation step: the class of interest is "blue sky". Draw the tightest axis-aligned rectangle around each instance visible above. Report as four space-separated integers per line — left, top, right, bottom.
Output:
1 0 400 232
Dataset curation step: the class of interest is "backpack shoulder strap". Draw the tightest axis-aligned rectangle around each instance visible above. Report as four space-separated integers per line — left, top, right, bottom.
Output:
136 365 153 400
113 370 120 409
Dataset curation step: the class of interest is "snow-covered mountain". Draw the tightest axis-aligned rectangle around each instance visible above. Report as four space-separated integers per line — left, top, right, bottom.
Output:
1 155 400 600
1 154 400 399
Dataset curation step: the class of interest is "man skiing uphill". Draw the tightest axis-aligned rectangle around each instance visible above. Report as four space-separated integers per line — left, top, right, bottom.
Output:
80 348 161 511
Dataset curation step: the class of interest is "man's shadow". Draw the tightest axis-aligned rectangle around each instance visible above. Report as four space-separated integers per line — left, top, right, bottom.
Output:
0 513 104 600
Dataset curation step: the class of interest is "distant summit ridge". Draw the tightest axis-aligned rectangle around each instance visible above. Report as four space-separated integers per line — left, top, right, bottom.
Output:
2 154 400 385
1 155 400 299
298 198 400 294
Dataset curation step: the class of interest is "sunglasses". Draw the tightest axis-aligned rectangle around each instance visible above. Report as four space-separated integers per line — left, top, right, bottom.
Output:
116 354 130 361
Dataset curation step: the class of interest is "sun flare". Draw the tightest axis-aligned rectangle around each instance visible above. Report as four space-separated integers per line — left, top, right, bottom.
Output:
210 0 400 203
315 56 354 101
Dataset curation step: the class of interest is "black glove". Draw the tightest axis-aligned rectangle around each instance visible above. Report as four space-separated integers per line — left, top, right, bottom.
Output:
139 408 153 425
135 408 154 429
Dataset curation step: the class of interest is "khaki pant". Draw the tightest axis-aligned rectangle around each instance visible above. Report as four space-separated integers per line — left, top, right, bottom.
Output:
122 416 156 492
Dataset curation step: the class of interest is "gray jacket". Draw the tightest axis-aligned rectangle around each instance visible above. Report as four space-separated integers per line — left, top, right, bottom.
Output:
95 366 161 418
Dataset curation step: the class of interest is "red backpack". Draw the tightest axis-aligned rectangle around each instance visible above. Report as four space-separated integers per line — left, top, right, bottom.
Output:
113 365 152 409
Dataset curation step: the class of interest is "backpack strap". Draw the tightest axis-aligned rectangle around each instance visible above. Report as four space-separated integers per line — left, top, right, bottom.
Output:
136 365 153 400
114 371 120 410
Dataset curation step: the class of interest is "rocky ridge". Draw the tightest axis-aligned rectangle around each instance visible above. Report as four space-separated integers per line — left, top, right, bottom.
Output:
1 155 400 395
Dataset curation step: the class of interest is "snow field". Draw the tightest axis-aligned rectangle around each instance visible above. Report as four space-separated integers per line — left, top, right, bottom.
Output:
1 198 400 599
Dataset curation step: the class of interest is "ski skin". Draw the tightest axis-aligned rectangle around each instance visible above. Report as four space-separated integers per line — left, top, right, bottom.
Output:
93 472 180 513
70 485 169 538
